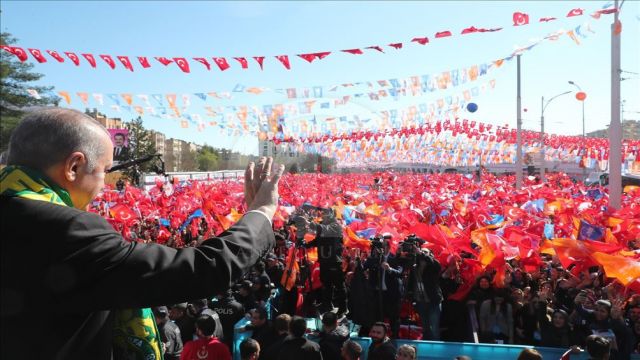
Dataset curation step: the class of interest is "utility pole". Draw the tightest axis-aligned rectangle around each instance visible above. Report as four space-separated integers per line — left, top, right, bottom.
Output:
609 0 622 209
516 54 523 189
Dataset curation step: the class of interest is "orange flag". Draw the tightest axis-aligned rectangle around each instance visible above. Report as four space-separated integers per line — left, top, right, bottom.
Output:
471 228 496 268
344 228 371 251
281 247 299 291
121 93 133 105
57 91 71 105
76 92 89 105
591 252 640 286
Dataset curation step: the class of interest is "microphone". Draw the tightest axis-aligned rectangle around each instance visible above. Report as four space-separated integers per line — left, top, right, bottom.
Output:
108 154 159 173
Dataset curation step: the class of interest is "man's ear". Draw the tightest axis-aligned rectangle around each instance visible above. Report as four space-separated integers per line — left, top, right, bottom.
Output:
63 151 87 182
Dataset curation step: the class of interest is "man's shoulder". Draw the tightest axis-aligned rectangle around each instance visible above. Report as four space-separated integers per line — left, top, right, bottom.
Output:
1 196 109 229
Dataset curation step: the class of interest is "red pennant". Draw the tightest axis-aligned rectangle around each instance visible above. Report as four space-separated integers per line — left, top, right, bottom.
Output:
117 56 134 71
435 31 452 38
596 8 617 15
539 17 557 22
297 53 317 63
341 48 363 54
46 50 65 62
155 57 173 66
314 51 331 59
173 57 190 73
365 46 385 53
388 43 403 49
193 57 211 70
137 56 151 68
275 55 290 70
28 48 47 63
2 46 28 62
513 12 530 26
253 56 265 70
64 52 80 66
566 8 584 17
99 55 116 69
82 53 96 67
461 26 479 34
411 37 429 45
212 57 230 71
233 57 249 69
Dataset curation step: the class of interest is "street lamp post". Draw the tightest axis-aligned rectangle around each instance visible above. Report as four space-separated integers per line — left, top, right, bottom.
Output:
540 91 572 182
568 81 587 180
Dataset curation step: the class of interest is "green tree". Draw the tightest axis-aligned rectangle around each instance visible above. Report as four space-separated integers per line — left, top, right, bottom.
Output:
196 145 219 171
123 116 155 182
1 32 57 152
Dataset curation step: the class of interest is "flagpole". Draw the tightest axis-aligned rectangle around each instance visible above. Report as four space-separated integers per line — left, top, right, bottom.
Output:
516 55 523 190
609 0 622 209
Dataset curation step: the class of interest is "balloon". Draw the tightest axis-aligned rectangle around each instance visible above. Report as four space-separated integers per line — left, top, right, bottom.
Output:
576 92 587 101
467 102 478 113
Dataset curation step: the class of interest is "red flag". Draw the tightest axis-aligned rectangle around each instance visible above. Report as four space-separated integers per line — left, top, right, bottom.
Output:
297 53 317 63
233 57 249 69
253 56 265 69
82 53 97 67
539 17 557 22
341 48 363 54
28 48 47 63
100 55 116 69
117 56 134 71
2 46 28 62
46 50 65 62
435 31 452 38
173 57 190 73
461 26 479 34
513 12 530 26
64 52 80 66
155 57 173 66
275 55 290 69
193 57 211 70
566 8 584 17
213 57 230 71
314 51 331 59
388 43 403 49
411 37 429 45
137 56 151 68
365 46 385 53
109 204 138 224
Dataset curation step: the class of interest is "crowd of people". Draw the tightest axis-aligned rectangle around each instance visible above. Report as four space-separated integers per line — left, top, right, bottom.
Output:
90 169 640 360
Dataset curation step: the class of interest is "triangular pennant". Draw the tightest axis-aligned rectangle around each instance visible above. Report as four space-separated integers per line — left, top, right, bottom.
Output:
173 57 190 73
152 94 164 106
82 53 96 67
253 56 265 70
513 12 530 26
100 55 116 69
138 56 151 68
567 8 584 17
233 57 249 69
46 50 65 62
92 93 104 105
57 91 71 105
121 93 133 105
193 57 211 70
213 57 230 71
77 92 89 105
64 52 80 66
298 53 317 63
28 48 47 63
275 55 290 69
388 43 403 49
341 48 363 54
435 31 452 38
365 46 384 53
117 56 134 71
411 37 429 45
194 93 207 102
155 57 173 66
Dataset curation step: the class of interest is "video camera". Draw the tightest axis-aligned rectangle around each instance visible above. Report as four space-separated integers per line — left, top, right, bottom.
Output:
398 234 426 257
288 204 336 242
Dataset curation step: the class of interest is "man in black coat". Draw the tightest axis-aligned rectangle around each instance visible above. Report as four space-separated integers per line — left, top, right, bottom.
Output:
277 316 323 360
409 248 443 340
262 314 291 360
240 306 279 359
211 289 245 350
152 306 183 360
0 108 285 360
318 311 349 360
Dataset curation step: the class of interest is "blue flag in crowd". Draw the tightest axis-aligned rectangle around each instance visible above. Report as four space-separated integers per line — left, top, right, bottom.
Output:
577 219 605 241
179 209 204 232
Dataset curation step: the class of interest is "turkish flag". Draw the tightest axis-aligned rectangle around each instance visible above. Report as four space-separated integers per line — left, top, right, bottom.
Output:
233 57 249 69
365 45 384 53
275 55 290 69
435 31 452 38
539 17 557 22
314 51 331 59
64 52 80 65
566 8 583 17
46 50 65 62
193 57 211 70
213 57 230 71
513 12 530 26
100 55 116 69
461 26 479 34
2 46 28 62
28 48 47 63
137 56 151 68
253 56 265 69
117 56 134 71
297 53 317 63
411 37 429 45
82 53 97 67
388 43 403 49
341 48 363 54
109 204 138 224
173 57 190 73
155 57 173 66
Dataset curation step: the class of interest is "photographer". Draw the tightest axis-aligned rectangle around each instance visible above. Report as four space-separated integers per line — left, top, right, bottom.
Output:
296 208 348 317
364 234 403 338
404 240 443 341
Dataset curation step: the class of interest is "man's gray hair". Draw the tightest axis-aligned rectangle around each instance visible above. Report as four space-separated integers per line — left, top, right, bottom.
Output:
7 107 109 172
